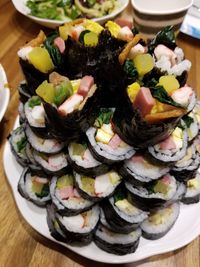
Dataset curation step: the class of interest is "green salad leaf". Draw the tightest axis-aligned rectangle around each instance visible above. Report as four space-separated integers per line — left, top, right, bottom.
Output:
28 96 41 108
94 108 113 127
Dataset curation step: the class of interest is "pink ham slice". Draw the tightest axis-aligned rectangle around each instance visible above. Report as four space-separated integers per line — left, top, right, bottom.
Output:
161 175 171 185
171 86 193 107
130 154 144 164
58 94 83 115
59 186 74 199
115 18 133 29
108 134 122 149
78 76 94 97
133 87 155 117
159 136 176 150
71 25 85 41
54 37 65 53
118 26 133 41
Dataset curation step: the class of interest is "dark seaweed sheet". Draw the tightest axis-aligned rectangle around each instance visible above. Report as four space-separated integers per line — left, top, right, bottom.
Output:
43 87 100 142
112 94 181 149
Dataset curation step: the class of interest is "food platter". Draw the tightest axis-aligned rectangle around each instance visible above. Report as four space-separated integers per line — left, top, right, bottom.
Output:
0 64 10 122
4 119 200 264
11 0 129 28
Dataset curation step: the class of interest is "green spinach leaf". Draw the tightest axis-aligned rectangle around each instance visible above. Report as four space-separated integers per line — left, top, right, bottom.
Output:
150 85 182 108
94 108 113 127
148 26 176 54
28 96 41 108
44 31 63 67
124 59 138 79
36 183 49 198
16 137 27 153
182 115 194 128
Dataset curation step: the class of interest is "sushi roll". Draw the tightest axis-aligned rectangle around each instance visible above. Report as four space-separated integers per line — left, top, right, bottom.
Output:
94 224 141 255
9 125 29 167
37 72 100 142
141 202 180 240
18 168 51 207
46 204 67 242
120 153 170 186
126 174 177 210
182 173 200 204
67 141 110 176
102 188 148 233
55 205 100 245
74 171 122 202
18 101 26 124
18 80 31 104
33 150 69 176
24 96 52 139
50 174 94 216
182 113 199 143
25 124 64 154
171 144 200 181
86 108 135 164
148 126 188 164
18 30 54 94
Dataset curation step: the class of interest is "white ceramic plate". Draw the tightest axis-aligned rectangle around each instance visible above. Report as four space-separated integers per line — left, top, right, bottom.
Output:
4 120 200 263
0 64 10 122
11 0 129 28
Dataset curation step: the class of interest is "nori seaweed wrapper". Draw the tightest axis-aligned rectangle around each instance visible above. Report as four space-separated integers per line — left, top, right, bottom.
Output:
46 204 68 242
43 88 100 142
112 94 181 149
19 58 50 95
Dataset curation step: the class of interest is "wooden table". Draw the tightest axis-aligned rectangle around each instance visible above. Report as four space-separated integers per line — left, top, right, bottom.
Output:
1 1 200 266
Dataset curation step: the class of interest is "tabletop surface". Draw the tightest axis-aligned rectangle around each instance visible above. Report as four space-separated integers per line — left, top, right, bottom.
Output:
1 0 200 266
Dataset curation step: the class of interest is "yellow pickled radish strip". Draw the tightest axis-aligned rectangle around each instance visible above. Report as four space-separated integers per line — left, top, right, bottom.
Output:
28 47 54 73
59 25 70 41
133 53 154 76
84 32 98 46
127 82 140 102
84 20 104 35
159 75 180 94
105 21 121 38
36 80 55 104
71 79 81 93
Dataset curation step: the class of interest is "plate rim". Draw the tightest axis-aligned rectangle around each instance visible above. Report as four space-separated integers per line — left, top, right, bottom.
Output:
0 64 10 122
3 119 200 264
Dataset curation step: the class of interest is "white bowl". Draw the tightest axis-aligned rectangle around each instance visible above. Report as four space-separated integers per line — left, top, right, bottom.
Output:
0 64 10 122
131 0 193 38
12 0 129 28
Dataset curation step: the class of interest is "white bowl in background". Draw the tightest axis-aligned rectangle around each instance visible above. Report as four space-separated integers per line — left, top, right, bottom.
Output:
131 0 193 39
0 64 10 122
12 0 129 28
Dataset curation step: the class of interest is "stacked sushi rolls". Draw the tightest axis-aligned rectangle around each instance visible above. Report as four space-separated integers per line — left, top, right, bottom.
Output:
9 20 200 256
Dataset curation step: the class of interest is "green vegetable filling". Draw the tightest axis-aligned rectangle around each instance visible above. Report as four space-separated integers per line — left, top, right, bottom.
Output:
94 108 113 128
28 96 41 108
16 137 27 153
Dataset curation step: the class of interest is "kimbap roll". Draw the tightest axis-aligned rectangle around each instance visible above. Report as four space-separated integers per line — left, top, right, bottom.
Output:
46 204 67 242
170 143 200 181
141 202 180 240
37 72 99 142
148 126 188 164
67 141 110 176
94 224 141 255
182 173 200 204
50 174 94 216
33 150 68 176
126 174 177 210
120 153 170 186
102 188 148 233
74 171 122 202
86 108 135 164
18 168 51 207
9 125 29 167
24 96 52 138
55 205 100 245
25 124 64 154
